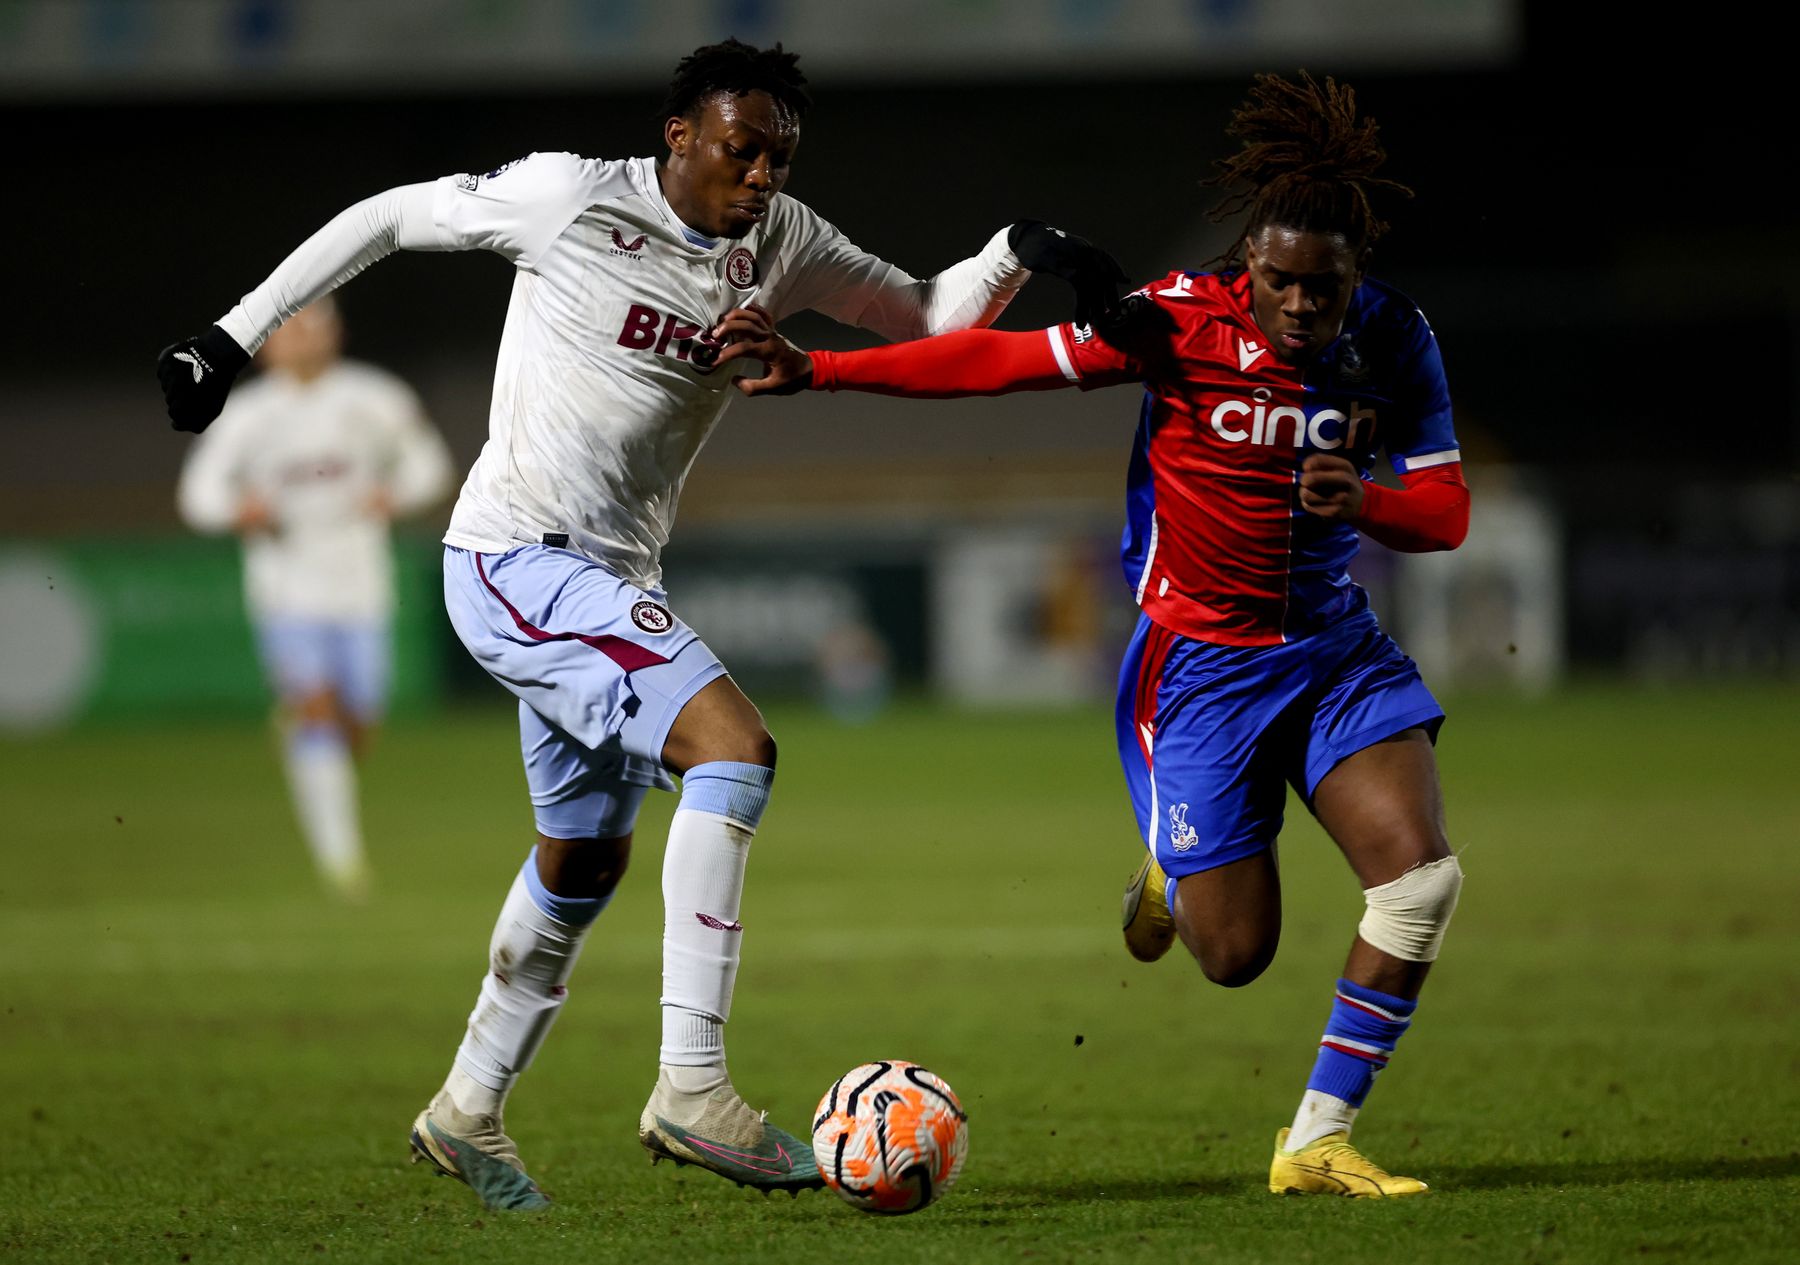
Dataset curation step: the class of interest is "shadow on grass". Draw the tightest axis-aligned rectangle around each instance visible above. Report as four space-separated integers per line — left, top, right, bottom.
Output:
1435 1153 1800 1191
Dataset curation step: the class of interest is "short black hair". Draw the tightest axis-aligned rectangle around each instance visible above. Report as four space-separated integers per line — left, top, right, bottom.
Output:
660 38 812 122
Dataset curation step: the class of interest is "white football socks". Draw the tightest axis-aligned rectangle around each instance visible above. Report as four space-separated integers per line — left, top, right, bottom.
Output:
659 808 751 1068
436 759 772 1128
450 858 605 1117
658 762 774 1072
1288 1088 1360 1150
283 727 365 894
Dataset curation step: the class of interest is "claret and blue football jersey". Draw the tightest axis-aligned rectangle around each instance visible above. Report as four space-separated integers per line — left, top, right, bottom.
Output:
1047 269 1460 646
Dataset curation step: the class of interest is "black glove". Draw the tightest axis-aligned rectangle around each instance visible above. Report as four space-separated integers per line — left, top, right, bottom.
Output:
157 325 251 433
1008 220 1130 328
1093 289 1177 354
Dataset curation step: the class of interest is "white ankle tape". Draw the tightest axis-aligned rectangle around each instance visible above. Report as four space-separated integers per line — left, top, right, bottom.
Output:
1357 855 1463 962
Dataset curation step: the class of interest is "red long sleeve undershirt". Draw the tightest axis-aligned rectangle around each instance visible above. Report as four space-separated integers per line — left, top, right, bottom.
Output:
809 330 1470 552
1358 465 1469 553
810 328 1071 397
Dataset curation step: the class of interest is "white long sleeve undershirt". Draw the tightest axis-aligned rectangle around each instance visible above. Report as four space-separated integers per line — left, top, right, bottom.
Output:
205 153 1031 587
218 184 441 356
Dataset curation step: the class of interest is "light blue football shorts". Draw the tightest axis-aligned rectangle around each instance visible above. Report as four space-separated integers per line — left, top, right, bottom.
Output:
443 544 728 840
254 617 391 721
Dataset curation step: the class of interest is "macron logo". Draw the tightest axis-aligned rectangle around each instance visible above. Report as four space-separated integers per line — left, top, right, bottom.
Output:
173 350 207 384
1237 338 1267 372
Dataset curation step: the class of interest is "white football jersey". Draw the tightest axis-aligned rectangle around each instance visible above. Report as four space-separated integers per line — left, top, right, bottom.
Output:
177 361 454 621
218 153 1027 588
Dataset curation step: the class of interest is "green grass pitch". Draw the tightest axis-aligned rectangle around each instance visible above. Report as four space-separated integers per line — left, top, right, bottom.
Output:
3 686 1796 1262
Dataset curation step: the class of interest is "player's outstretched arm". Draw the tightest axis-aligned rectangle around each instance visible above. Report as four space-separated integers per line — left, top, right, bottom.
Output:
157 183 443 433
792 222 1024 343
158 153 602 433
860 219 1126 336
789 213 1122 345
719 307 1079 400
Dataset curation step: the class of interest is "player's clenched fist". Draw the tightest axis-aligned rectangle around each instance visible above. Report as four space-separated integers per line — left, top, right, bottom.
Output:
1297 453 1366 520
157 325 251 433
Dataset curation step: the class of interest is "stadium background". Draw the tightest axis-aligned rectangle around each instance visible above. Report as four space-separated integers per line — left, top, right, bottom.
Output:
5 0 1796 722
4 3 1798 1262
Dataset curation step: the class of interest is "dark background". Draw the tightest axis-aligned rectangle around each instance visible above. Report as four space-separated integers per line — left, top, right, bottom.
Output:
11 13 1797 473
6 7 1798 681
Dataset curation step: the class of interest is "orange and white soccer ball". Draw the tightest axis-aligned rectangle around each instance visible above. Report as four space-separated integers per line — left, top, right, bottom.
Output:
811 1060 968 1214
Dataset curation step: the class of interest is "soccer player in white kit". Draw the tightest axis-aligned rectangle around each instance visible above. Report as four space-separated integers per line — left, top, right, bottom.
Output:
156 40 1125 1211
176 297 453 901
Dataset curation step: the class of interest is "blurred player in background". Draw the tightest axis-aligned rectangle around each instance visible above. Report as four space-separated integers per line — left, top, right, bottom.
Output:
729 72 1469 1198
157 39 1121 1211
177 297 452 902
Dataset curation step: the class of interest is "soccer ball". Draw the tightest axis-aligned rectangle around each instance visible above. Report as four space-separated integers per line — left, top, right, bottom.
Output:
811 1060 968 1214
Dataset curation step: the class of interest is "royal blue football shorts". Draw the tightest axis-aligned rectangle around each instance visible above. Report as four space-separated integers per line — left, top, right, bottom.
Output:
1115 608 1444 878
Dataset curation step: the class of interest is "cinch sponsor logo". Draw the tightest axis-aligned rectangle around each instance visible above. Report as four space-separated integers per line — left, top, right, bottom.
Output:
616 304 723 373
1208 387 1378 450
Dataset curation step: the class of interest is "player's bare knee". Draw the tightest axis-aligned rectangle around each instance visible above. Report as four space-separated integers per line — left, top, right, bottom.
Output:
290 689 340 728
745 725 776 770
1358 854 1463 962
1171 863 1280 987
663 692 776 773
1180 921 1278 988
703 723 776 770
1195 939 1276 988
536 834 632 900
1394 823 1452 870
587 844 630 896
591 871 625 897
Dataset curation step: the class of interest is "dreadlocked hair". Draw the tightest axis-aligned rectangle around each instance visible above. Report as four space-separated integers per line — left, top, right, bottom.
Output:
660 38 812 121
1205 71 1411 269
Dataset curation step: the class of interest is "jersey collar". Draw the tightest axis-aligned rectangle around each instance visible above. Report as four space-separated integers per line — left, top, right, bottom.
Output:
1223 268 1368 383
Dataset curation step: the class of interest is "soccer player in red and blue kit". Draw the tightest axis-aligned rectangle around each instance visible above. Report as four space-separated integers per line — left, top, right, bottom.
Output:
724 72 1469 1197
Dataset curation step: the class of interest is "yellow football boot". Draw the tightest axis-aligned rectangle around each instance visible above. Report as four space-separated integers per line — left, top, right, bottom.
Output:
1269 1128 1429 1197
1121 853 1176 962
